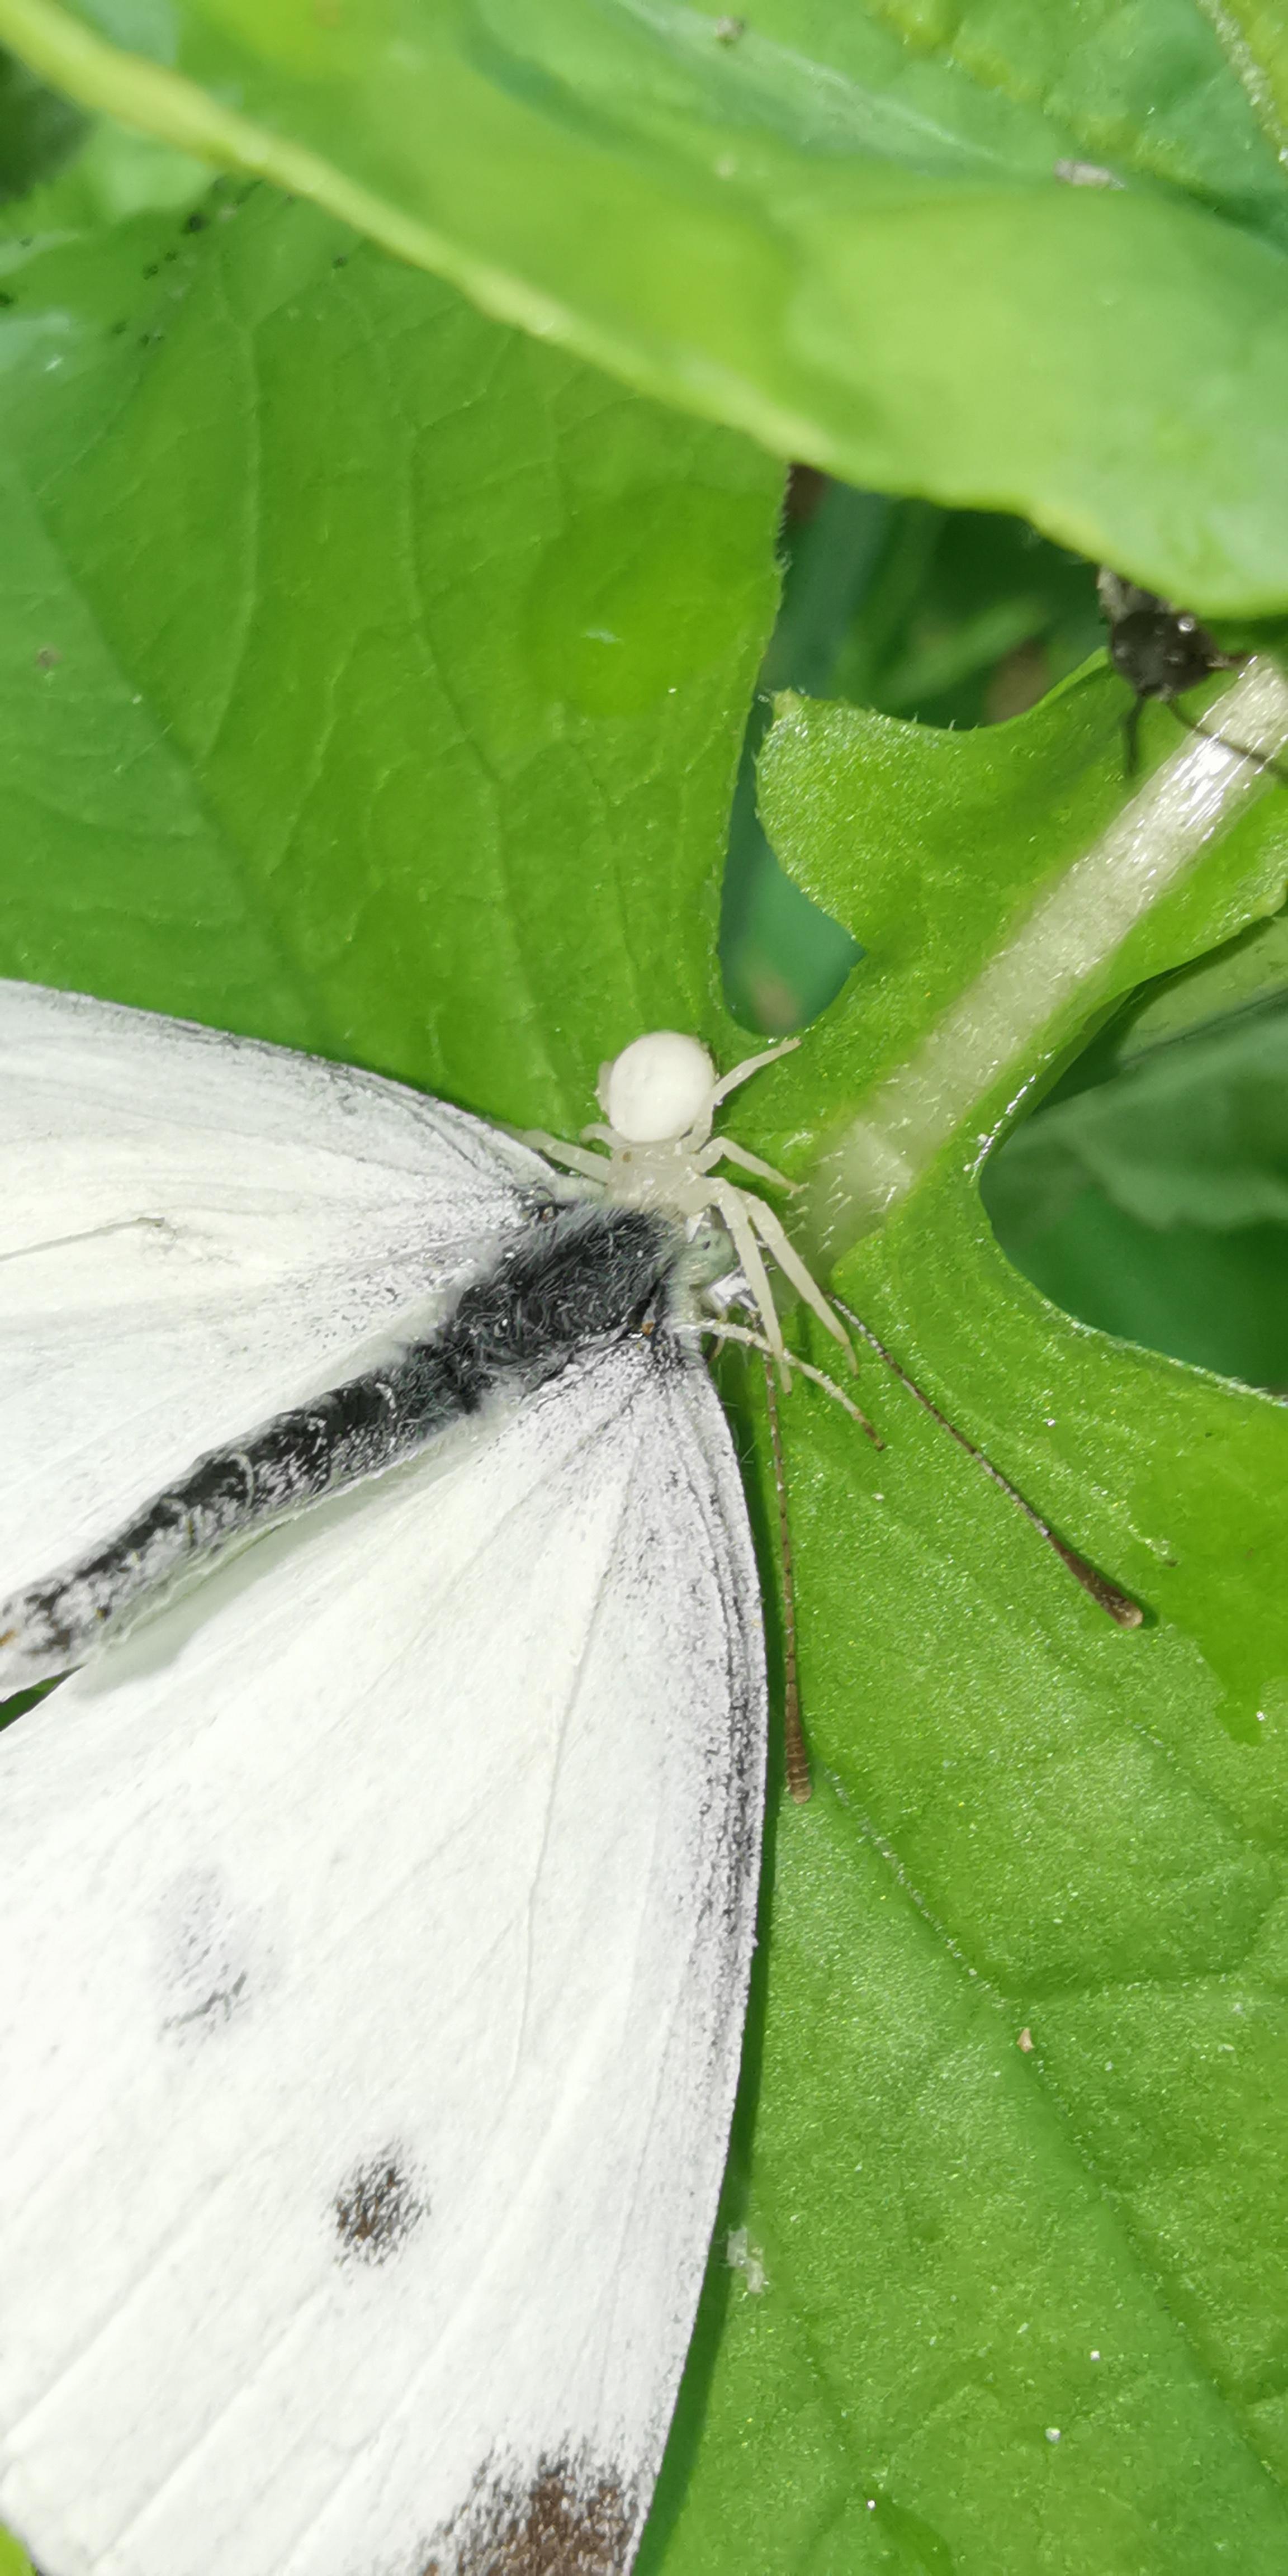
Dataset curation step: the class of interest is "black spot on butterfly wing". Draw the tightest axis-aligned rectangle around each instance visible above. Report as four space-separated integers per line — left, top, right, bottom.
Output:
334 2147 427 2265
416 2450 634 2574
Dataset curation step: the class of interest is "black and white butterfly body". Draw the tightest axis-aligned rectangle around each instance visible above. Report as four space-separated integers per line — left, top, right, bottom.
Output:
0 1197 704 1690
0 981 786 2576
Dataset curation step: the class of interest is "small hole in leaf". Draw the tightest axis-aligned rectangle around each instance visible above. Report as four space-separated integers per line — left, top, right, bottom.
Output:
984 907 1288 1396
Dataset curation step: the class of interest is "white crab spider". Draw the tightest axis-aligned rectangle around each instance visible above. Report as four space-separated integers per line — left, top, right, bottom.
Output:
524 1030 853 1374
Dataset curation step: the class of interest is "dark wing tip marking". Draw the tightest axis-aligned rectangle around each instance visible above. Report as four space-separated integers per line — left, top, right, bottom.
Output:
417 2450 633 2574
334 2148 427 2266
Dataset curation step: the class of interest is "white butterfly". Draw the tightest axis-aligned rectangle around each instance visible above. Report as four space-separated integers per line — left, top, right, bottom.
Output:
0 979 842 2576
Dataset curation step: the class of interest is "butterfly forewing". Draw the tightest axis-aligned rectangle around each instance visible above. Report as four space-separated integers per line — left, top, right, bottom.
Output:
0 981 547 1600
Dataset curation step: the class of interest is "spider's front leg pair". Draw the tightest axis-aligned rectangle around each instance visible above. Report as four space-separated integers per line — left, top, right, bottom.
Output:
698 1140 854 1379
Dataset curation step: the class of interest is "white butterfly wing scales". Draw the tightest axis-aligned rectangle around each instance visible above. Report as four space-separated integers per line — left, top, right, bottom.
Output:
0 1341 765 2576
0 980 548 1595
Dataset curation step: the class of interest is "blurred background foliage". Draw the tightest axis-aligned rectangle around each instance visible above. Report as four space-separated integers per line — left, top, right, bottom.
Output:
3 42 1286 1423
722 467 1288 1400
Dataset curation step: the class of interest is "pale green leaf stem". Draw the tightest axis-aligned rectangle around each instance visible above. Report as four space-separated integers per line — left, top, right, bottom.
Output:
803 659 1288 1254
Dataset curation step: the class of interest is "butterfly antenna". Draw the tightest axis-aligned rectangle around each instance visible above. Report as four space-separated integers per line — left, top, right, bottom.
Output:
834 1300 1143 1630
761 1353 812 1803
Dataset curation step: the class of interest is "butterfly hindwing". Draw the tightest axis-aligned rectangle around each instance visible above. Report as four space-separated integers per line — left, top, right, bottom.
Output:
0 1339 765 2576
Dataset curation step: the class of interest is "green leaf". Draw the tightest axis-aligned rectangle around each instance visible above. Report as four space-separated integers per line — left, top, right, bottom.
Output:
721 486 1110 1034
1113 900 1288 1058
0 0 1287 605
0 175 781 1130
989 1151 1288 1391
0 41 83 198
826 500 1104 731
1201 0 1288 155
991 991 1288 1234
745 668 1288 1205
982 963 1288 1389
650 679 1288 2569
0 101 209 224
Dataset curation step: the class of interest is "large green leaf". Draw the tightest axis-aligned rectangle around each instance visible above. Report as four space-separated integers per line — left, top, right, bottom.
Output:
650 683 1288 2570
6 161 1288 2576
0 0 1287 605
0 172 780 1128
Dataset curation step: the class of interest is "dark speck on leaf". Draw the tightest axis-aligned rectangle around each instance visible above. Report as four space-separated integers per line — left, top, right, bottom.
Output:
183 210 208 232
35 646 61 670
0 291 14 309
334 2147 426 2265
333 253 349 267
142 261 159 277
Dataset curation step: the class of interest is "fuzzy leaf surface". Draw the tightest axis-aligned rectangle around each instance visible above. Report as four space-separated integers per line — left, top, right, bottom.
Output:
0 0 1286 603
0 174 780 1128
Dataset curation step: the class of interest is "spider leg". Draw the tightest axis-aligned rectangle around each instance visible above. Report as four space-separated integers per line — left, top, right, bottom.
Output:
520 1132 611 1181
700 1138 799 1191
705 1180 789 1371
710 1036 800 1106
692 1319 881 1441
741 1194 855 1365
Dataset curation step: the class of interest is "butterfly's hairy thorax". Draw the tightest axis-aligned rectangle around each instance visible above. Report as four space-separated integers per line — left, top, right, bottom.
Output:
480 1201 687 1356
